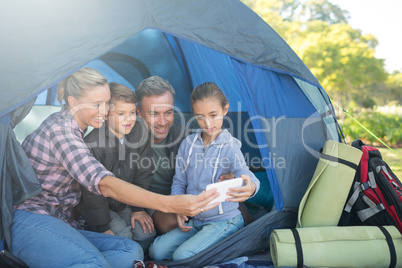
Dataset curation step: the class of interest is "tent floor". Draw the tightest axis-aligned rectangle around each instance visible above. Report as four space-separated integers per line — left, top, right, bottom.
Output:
146 251 274 268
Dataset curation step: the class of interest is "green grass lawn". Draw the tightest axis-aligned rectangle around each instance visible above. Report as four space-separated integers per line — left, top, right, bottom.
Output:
379 147 402 179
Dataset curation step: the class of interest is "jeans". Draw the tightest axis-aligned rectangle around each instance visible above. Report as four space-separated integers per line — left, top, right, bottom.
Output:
149 214 244 261
109 207 156 251
11 210 143 268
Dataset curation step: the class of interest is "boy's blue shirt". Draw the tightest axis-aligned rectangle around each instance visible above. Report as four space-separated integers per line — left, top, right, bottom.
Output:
171 129 260 223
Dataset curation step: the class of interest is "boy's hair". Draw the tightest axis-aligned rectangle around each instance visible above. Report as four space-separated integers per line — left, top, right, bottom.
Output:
109 82 137 104
191 82 228 108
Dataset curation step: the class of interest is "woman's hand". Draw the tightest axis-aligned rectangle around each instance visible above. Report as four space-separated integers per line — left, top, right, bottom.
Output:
225 175 256 202
130 211 154 233
169 189 220 217
177 214 192 232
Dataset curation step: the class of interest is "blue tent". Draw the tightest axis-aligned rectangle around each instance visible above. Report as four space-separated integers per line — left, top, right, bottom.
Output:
0 0 342 266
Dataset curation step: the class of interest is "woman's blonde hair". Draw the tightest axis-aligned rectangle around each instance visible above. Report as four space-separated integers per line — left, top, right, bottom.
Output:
57 67 107 107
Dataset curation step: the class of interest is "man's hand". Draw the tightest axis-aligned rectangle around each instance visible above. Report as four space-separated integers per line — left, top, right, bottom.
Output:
102 229 115 235
177 214 192 232
131 211 155 233
225 175 256 202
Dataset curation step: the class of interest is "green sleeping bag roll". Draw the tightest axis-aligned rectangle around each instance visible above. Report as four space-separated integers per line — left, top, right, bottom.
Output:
297 140 362 228
270 225 402 268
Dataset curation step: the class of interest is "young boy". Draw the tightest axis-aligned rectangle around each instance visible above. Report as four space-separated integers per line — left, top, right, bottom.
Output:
77 82 156 251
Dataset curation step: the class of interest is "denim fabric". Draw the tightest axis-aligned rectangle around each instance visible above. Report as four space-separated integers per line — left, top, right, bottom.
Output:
149 214 244 261
109 207 156 251
109 208 133 239
11 210 143 268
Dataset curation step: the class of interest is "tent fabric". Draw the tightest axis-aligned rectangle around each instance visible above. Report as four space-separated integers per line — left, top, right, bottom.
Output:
294 78 340 141
0 0 341 266
260 117 329 209
13 106 62 143
0 123 42 247
0 0 320 119
235 63 318 117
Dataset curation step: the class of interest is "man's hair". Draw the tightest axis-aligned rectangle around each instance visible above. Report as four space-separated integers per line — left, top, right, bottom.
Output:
135 76 175 108
109 82 137 104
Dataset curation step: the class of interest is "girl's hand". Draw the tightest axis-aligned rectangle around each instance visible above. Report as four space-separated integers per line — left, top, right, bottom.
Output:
130 211 154 233
177 214 192 232
218 172 235 181
226 175 256 202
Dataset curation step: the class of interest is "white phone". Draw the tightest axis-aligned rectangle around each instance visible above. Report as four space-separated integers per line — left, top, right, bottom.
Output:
205 177 243 205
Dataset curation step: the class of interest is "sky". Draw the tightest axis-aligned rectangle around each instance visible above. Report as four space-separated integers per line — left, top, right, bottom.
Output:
329 0 402 73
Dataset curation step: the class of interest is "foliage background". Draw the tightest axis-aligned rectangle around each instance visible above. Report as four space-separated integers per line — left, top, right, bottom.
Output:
241 0 402 148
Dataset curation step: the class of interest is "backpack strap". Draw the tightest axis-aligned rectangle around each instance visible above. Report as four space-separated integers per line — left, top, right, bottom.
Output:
368 171 378 188
377 165 392 181
378 226 397 268
344 171 378 213
357 195 386 221
346 169 385 221
344 182 361 212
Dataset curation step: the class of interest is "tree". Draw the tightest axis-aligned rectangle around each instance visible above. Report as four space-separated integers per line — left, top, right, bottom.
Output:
240 0 389 107
295 22 387 105
385 72 402 104
301 0 349 24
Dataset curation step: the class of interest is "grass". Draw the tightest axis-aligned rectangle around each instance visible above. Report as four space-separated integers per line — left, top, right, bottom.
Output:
379 147 402 180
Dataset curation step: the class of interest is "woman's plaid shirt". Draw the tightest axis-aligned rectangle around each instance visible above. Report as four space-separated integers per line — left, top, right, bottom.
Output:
16 108 113 223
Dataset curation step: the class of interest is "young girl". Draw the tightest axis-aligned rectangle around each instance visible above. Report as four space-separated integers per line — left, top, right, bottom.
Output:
149 82 260 261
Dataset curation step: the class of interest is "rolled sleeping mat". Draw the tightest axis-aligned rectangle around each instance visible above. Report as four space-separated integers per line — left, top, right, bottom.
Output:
297 140 362 228
270 225 402 268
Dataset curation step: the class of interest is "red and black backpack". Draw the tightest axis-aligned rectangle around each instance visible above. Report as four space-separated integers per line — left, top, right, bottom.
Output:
339 139 402 233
